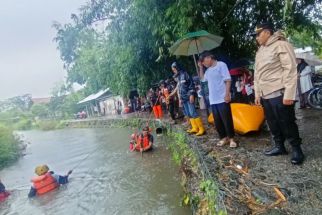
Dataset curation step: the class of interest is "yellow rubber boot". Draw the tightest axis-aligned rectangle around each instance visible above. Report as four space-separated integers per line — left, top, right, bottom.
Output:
195 117 205 136
187 118 199 134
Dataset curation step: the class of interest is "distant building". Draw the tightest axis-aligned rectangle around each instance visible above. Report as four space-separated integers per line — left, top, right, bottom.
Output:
78 88 124 117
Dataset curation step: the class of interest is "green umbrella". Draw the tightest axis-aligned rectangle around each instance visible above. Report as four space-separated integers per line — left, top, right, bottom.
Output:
169 30 223 74
169 30 223 56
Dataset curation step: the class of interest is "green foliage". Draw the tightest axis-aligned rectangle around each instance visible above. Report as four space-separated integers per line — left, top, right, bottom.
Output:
289 30 322 57
34 120 64 131
31 104 49 119
48 82 85 119
200 179 227 215
0 94 33 112
53 0 321 100
167 132 198 170
0 109 33 130
13 118 32 130
7 94 33 111
181 192 200 208
167 130 226 214
0 124 21 169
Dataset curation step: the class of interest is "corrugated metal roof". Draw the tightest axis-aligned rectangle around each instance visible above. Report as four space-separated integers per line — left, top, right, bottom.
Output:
78 88 110 104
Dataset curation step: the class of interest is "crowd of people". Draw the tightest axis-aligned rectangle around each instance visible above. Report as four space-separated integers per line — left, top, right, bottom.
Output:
74 110 87 119
128 22 308 165
0 22 315 207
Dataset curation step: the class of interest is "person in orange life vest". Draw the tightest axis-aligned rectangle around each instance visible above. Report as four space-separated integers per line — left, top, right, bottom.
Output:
136 126 154 152
160 80 177 123
0 179 10 202
28 165 72 198
159 80 169 114
149 88 163 119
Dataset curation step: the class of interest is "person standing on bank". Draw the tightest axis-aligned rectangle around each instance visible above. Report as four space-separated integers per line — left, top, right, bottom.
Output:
297 58 313 108
171 62 205 136
253 22 304 165
199 52 238 148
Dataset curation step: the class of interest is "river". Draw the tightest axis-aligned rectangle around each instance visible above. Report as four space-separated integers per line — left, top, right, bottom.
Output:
0 128 191 215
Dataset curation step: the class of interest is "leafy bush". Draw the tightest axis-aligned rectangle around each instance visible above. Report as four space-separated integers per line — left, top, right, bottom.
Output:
0 124 21 169
35 120 63 131
13 118 32 130
31 104 49 118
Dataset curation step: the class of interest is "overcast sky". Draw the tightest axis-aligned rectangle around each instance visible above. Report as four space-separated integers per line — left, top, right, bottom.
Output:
0 0 87 100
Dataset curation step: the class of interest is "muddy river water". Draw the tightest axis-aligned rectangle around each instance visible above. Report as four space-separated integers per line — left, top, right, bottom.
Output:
0 128 191 215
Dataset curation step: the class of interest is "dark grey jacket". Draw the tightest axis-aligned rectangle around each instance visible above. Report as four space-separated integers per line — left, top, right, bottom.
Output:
176 70 196 102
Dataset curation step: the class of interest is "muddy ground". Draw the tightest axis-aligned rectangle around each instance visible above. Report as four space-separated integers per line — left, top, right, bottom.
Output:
181 108 322 215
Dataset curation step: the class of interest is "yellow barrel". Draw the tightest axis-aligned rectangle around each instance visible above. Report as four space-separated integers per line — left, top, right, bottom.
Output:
208 103 265 134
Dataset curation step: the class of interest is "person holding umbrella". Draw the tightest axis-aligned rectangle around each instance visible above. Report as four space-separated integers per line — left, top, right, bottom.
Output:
170 62 205 136
199 52 238 148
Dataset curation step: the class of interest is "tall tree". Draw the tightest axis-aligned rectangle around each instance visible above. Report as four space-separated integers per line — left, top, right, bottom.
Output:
53 0 322 97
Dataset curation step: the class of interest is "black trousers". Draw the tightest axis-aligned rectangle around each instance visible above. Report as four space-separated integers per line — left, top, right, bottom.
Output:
168 102 176 120
211 102 235 139
261 96 302 147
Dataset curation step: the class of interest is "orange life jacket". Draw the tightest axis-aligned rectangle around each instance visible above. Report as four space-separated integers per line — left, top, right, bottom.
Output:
31 172 59 195
135 134 151 150
162 88 170 98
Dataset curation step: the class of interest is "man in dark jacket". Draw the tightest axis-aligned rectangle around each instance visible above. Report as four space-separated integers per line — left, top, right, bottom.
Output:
170 62 205 136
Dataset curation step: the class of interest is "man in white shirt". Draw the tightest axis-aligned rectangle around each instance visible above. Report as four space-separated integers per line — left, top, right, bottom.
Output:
199 52 237 148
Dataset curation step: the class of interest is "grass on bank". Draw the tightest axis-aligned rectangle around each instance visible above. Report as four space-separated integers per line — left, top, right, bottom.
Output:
167 130 227 215
0 124 21 169
33 120 65 131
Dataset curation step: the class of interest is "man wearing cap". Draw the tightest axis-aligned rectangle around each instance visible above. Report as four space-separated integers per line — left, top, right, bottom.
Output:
199 52 238 148
253 22 304 165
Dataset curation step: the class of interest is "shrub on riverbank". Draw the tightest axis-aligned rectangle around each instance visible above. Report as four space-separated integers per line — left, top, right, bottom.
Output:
0 124 21 169
34 120 65 131
167 130 227 215
13 118 33 130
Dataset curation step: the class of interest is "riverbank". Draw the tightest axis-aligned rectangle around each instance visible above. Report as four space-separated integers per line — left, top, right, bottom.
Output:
65 109 322 215
0 124 26 170
195 108 322 215
0 119 63 170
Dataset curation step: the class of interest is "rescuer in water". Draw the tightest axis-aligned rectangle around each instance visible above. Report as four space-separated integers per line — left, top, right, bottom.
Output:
28 165 72 198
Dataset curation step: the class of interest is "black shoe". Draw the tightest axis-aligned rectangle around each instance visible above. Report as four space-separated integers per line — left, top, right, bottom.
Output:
264 145 288 156
291 146 304 165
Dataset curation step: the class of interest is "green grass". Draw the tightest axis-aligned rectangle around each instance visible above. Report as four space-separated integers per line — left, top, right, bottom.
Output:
0 124 21 169
34 120 64 131
13 118 32 130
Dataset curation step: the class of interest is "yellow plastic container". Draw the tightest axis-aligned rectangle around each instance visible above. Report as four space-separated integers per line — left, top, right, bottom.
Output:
208 103 265 134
